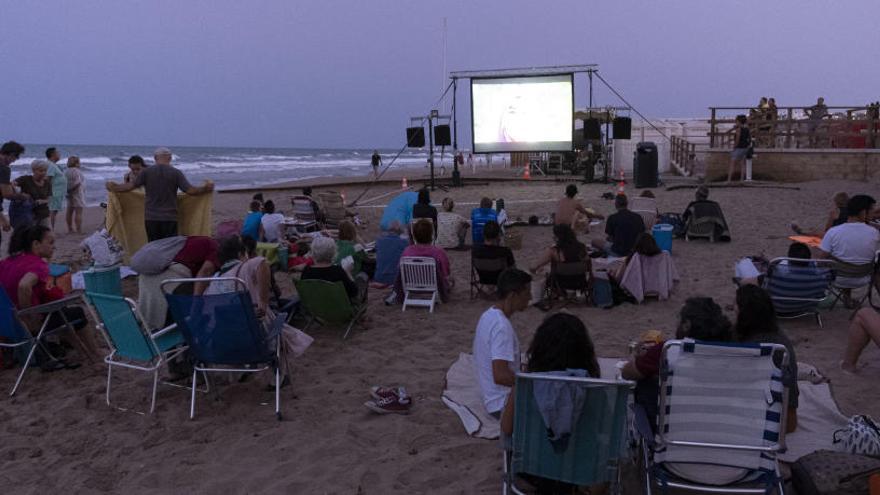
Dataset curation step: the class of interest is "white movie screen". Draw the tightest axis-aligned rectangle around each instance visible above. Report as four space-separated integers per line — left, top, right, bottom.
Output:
471 74 573 153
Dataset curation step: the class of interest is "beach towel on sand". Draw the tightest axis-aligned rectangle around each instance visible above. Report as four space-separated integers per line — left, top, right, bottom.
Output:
106 190 213 261
779 363 849 463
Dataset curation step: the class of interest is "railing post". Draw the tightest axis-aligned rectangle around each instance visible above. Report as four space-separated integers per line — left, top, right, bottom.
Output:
870 107 878 149
785 107 793 148
709 108 716 148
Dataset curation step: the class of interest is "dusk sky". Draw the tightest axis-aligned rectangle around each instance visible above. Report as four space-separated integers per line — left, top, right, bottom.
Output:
3 1 877 149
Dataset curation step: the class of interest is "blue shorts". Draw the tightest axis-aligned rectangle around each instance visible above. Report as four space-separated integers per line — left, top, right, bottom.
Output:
730 148 748 160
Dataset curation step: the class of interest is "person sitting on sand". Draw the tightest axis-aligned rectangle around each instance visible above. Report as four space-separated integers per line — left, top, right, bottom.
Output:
554 184 603 232
201 235 313 387
679 185 731 241
373 221 409 288
412 187 438 239
301 236 365 305
790 191 849 238
287 241 314 272
622 297 732 432
0 225 99 368
734 284 799 432
531 224 589 275
472 268 532 419
471 197 498 245
260 200 285 243
124 155 146 184
500 312 602 495
335 220 367 277
241 200 264 241
591 194 645 258
817 195 880 304
841 307 880 374
472 221 515 283
436 198 470 250
495 198 508 232
14 160 53 228
392 219 452 303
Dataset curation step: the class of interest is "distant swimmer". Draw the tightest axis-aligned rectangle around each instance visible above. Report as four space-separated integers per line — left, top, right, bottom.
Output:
371 150 382 178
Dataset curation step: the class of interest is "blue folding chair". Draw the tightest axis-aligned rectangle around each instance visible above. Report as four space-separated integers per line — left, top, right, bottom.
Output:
0 287 87 396
88 292 189 414
502 373 633 495
161 278 286 420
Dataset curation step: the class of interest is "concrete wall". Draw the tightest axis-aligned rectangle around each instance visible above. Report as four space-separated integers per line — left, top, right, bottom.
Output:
703 148 880 182
612 118 711 174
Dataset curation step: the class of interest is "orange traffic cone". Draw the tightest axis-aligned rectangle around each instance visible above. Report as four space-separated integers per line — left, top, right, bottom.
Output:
618 169 626 183
402 177 408 189
523 164 531 180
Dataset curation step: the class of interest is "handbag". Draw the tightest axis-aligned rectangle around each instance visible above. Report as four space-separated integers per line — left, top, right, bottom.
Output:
835 415 880 458
792 450 880 495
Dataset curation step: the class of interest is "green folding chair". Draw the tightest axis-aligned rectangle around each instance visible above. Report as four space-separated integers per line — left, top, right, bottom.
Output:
294 279 365 340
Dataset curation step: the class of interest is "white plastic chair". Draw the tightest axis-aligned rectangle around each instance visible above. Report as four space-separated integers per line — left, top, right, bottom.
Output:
399 256 439 312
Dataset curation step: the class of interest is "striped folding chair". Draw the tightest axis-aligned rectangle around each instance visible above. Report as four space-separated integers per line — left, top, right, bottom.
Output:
637 339 789 494
502 373 633 495
399 256 439 312
764 257 834 327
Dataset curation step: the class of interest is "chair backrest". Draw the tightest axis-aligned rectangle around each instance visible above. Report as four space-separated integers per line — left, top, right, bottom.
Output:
630 196 657 213
831 257 875 280
290 196 317 222
294 279 356 325
0 287 30 342
632 210 657 229
551 260 590 291
766 257 834 313
162 278 274 366
319 191 346 224
656 340 788 481
83 266 122 298
88 292 159 363
510 373 632 486
400 256 438 292
472 255 508 285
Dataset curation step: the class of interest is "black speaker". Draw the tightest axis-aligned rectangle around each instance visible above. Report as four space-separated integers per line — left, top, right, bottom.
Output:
433 124 451 146
583 118 601 140
633 141 658 188
613 117 632 140
406 127 425 147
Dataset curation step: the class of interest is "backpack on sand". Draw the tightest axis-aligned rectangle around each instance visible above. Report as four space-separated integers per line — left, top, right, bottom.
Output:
791 450 880 495
835 415 880 458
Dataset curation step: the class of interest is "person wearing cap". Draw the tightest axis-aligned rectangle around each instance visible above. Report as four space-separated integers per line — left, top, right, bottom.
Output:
0 141 28 247
106 147 214 242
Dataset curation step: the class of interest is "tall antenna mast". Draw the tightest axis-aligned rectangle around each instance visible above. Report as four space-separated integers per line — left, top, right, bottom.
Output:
442 17 447 95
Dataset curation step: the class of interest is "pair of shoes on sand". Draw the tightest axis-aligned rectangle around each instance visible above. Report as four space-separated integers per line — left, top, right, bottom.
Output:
364 386 411 414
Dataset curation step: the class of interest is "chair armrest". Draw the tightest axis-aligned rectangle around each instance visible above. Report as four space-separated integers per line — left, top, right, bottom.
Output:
151 323 178 339
17 293 83 316
631 403 656 448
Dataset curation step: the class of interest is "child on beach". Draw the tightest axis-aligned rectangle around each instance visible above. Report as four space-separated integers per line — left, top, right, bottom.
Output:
65 156 85 233
241 200 264 241
260 200 285 242
287 241 314 271
124 155 145 184
472 268 532 419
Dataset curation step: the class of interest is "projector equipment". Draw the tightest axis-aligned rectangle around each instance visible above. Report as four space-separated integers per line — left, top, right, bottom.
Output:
613 117 632 140
434 124 451 146
406 127 425 148
583 118 601 140
634 141 659 188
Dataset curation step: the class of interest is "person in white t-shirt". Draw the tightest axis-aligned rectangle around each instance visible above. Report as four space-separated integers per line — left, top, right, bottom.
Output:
819 194 880 304
260 200 285 242
472 268 533 418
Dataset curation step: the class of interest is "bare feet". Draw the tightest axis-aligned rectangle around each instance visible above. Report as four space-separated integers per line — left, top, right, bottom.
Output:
840 360 859 375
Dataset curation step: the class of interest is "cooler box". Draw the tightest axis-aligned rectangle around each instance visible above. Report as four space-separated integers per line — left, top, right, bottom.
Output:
652 224 673 253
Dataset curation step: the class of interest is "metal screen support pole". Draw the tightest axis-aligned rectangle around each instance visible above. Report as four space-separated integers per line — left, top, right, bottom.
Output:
452 79 458 150
429 111 436 191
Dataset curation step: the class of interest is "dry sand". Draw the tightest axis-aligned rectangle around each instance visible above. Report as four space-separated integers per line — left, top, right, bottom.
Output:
2 167 879 493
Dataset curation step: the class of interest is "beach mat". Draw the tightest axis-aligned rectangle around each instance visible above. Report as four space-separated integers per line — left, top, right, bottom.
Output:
779 363 849 463
106 190 213 261
441 354 622 440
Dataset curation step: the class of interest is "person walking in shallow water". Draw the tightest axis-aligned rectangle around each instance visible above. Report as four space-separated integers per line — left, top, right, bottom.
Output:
371 150 382 178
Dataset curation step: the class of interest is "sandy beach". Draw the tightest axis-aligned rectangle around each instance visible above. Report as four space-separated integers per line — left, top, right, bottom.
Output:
2 168 879 493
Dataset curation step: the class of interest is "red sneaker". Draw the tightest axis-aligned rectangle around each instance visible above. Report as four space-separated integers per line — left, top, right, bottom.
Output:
364 394 412 415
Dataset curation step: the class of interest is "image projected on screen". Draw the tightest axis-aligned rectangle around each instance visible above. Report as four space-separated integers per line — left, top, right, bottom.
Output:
471 74 573 153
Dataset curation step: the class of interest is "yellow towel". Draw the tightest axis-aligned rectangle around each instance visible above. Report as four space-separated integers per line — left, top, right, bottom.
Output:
106 189 214 260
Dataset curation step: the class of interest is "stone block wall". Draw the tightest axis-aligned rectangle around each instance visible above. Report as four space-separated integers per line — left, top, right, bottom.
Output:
703 149 880 182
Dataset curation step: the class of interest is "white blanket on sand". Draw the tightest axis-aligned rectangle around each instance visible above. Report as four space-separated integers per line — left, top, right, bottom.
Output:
441 353 620 440
442 355 849 460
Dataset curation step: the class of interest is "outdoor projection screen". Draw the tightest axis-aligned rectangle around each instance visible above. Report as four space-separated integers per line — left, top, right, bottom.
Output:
471 74 574 153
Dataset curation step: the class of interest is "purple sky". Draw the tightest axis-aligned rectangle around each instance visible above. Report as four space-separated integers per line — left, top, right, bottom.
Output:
3 1 877 149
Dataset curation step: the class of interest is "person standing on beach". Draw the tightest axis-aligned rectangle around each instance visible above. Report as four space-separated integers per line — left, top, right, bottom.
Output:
124 155 146 183
65 156 86 233
106 147 214 242
0 141 27 247
45 147 67 231
727 114 750 182
371 150 382 178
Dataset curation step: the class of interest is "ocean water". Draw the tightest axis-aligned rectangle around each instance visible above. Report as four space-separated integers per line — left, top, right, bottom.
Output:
9 145 462 206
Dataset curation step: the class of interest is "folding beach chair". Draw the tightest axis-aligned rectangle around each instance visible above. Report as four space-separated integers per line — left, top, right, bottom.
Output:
399 256 439 312
289 195 320 232
635 339 789 494
470 255 509 299
764 257 834 327
294 279 365 340
88 292 189 413
684 201 731 242
547 260 592 305
828 252 878 310
162 278 287 420
502 373 633 495
630 197 658 229
618 252 678 304
318 191 349 228
0 288 86 396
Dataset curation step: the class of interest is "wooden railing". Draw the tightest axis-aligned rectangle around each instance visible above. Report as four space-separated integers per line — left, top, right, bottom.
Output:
709 105 880 149
670 135 698 176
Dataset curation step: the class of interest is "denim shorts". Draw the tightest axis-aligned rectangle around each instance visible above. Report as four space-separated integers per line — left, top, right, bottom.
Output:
730 148 748 160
